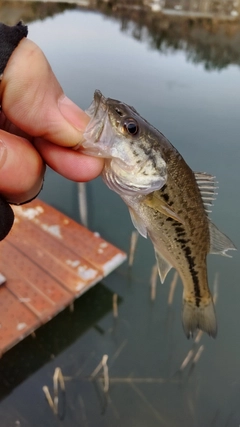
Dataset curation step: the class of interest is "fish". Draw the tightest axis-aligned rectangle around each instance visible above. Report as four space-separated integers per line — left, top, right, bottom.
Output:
82 90 236 338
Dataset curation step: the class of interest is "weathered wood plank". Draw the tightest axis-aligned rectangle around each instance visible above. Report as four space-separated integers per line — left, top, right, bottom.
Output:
14 200 126 275
0 199 126 355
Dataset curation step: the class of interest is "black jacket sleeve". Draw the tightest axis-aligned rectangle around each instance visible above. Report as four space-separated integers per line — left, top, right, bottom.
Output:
0 21 28 241
0 21 28 75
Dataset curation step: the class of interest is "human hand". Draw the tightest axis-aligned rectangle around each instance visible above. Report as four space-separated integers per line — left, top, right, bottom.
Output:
0 37 104 206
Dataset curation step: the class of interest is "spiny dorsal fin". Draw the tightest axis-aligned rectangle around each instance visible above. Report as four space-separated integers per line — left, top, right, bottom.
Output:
194 172 218 214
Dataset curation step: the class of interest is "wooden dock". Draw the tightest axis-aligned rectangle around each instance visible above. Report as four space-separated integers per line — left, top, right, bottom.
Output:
0 199 126 355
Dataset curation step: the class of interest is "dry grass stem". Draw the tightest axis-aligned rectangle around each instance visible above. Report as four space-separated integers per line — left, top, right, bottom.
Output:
192 345 204 365
62 376 72 381
79 396 89 427
150 264 158 301
180 349 194 371
111 339 128 366
78 182 88 227
113 293 118 318
128 231 138 267
90 359 103 379
168 271 178 305
56 367 65 391
102 355 109 392
108 377 171 384
213 272 219 304
194 330 203 344
130 382 169 425
53 367 65 414
42 385 56 414
91 355 109 393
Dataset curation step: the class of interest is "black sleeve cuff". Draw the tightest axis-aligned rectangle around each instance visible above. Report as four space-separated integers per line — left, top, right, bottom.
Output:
0 21 28 75
0 21 28 241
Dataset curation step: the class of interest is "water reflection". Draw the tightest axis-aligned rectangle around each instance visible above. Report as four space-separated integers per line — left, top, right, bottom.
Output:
0 2 239 426
0 0 240 70
98 0 240 70
0 284 117 400
0 1 76 25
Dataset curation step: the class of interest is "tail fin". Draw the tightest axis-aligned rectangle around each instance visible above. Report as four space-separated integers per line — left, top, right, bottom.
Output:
182 299 217 338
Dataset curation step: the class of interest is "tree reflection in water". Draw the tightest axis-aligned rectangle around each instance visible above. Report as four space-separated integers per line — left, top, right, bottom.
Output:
0 0 240 70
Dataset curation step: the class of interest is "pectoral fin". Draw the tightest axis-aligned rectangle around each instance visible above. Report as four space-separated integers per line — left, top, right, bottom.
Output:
144 193 184 224
208 220 236 257
154 250 172 284
129 207 147 238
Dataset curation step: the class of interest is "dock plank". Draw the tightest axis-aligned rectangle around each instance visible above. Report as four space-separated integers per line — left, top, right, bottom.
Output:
0 241 73 307
0 199 126 355
14 199 125 275
0 286 40 354
7 219 103 295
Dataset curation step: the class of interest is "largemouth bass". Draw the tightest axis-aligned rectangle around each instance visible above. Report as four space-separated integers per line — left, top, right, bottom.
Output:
82 90 236 338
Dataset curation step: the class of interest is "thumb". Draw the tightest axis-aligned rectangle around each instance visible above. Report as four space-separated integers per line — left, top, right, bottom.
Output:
0 38 89 147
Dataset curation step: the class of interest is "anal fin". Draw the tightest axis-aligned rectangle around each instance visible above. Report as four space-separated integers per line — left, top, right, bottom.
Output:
154 250 172 284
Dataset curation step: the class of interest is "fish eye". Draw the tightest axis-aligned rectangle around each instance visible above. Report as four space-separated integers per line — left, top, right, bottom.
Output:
124 119 139 136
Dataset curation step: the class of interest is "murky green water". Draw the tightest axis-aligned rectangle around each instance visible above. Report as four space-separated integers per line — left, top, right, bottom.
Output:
0 2 240 426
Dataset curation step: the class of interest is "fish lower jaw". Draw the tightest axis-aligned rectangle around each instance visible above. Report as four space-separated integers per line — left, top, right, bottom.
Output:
102 170 148 197
112 171 166 195
102 165 158 197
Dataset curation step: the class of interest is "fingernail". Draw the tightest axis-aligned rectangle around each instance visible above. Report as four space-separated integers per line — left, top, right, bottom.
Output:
58 95 90 132
0 140 7 169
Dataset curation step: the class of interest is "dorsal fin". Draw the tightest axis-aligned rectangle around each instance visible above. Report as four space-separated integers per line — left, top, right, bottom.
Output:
194 172 218 214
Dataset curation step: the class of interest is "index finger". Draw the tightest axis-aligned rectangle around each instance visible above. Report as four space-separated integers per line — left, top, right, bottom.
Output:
0 38 89 148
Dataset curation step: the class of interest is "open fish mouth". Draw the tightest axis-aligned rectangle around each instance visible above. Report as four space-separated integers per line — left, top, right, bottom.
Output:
85 90 106 119
82 90 167 195
82 90 110 157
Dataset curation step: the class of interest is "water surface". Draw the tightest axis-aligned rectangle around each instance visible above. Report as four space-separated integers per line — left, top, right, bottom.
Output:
0 3 240 426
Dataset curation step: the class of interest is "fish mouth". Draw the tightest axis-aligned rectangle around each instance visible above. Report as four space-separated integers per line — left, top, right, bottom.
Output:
86 90 106 118
82 90 111 157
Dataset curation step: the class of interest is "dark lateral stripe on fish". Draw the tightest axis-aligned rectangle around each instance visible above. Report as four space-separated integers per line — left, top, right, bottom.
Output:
183 246 201 307
171 221 201 307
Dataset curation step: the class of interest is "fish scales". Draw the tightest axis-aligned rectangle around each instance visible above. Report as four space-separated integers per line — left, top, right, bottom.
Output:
126 154 213 336
82 90 236 338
